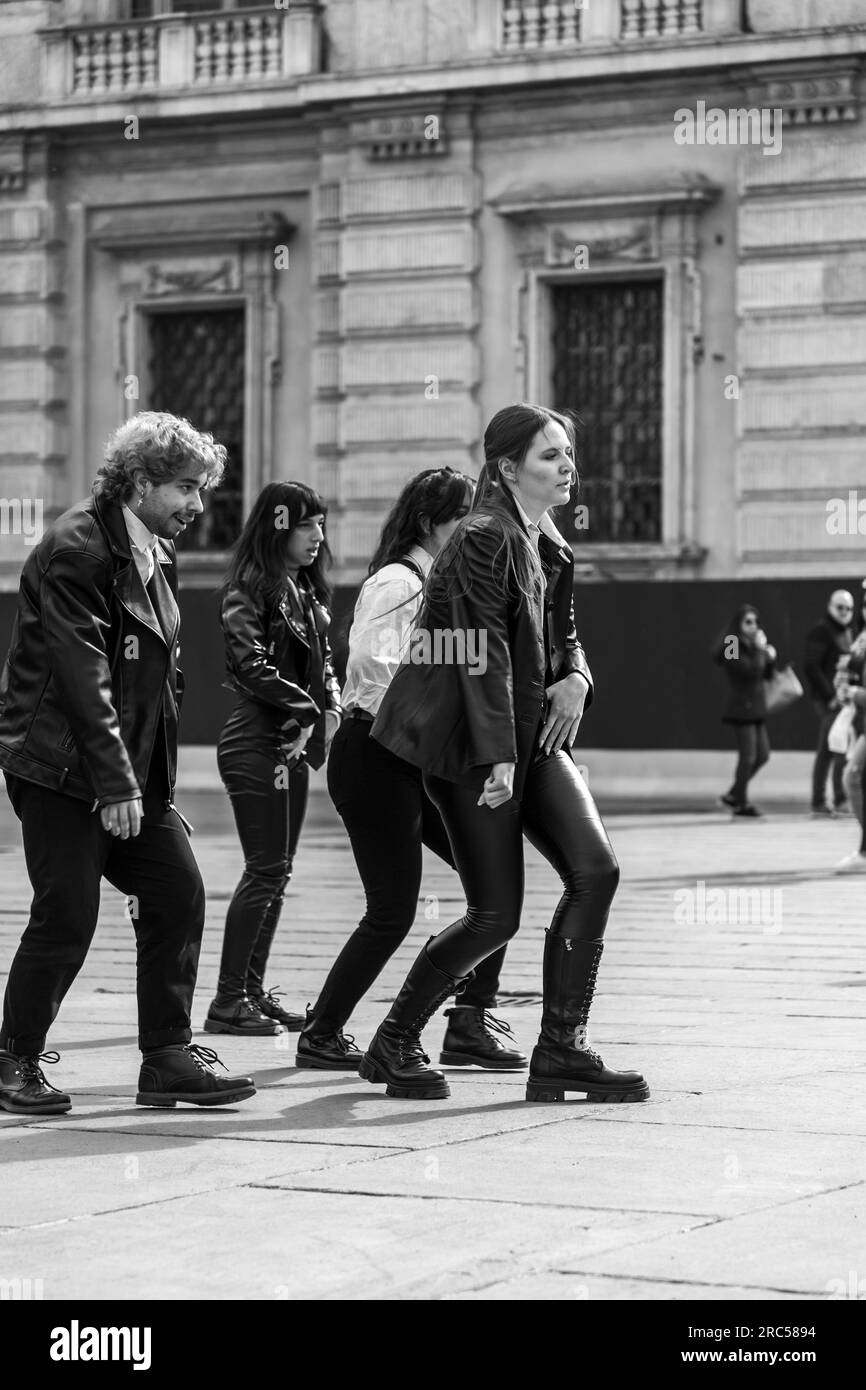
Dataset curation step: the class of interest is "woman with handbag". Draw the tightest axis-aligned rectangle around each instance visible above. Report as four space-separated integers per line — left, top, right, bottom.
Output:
204 482 341 1035
297 468 527 1073
712 605 776 818
356 402 648 1103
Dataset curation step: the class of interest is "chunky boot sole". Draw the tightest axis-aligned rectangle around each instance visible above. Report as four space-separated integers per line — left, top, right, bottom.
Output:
358 1054 450 1099
0 1096 71 1115
525 1077 650 1103
135 1084 256 1108
295 1053 362 1072
266 1016 305 1033
202 1017 280 1037
439 1049 527 1071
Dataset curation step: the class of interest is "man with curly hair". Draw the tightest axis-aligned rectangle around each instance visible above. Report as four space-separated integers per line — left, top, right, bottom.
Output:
0 412 256 1113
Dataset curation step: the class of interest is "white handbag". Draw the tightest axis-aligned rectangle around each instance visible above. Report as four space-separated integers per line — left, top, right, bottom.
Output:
828 703 856 755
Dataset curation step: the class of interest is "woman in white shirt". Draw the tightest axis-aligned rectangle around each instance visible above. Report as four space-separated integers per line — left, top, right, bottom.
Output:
296 468 527 1072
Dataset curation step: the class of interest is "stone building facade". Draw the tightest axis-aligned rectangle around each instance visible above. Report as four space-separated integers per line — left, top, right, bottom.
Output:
1 0 865 745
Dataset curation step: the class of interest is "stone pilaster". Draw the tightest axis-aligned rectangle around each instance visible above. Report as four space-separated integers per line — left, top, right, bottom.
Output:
0 136 68 581
313 110 480 579
735 72 866 575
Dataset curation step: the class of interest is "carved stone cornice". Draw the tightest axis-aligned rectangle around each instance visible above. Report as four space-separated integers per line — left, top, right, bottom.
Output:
91 209 296 253
742 64 859 124
490 173 722 221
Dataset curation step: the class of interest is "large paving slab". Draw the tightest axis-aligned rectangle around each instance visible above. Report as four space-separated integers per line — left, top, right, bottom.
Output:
1 792 864 1300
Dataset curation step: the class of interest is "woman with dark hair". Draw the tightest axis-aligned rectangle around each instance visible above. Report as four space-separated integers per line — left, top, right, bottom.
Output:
712 604 777 818
297 468 527 1072
357 403 648 1103
204 481 341 1035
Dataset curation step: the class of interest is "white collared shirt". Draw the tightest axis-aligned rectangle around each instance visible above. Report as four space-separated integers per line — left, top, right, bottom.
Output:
341 543 434 716
121 504 166 586
510 493 542 554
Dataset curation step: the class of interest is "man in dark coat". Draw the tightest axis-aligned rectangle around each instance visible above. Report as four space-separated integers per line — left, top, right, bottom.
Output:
803 589 854 814
0 412 255 1114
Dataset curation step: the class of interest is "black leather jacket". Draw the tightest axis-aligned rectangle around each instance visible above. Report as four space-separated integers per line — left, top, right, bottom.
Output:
371 485 593 800
0 494 183 806
220 577 341 771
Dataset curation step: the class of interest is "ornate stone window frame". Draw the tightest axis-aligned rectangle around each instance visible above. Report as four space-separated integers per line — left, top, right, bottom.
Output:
90 206 293 576
494 177 720 576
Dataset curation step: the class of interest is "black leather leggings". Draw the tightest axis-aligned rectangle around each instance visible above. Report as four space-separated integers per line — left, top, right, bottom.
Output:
314 717 506 1027
216 734 309 996
423 748 619 981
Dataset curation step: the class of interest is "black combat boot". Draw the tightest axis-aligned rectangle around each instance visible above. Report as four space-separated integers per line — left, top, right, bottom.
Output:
203 992 281 1036
0 1049 71 1115
359 944 473 1099
252 987 305 1032
296 1006 363 1071
439 1006 527 1069
136 1044 255 1107
526 934 649 1103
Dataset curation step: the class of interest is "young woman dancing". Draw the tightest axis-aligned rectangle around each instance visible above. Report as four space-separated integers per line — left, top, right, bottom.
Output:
297 468 526 1071
360 403 649 1103
205 482 341 1035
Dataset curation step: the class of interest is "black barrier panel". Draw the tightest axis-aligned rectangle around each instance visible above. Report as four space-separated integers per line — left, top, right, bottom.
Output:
1 577 862 750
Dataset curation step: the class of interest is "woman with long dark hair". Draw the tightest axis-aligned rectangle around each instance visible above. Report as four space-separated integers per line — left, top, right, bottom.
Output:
712 604 776 818
204 482 341 1035
297 468 527 1071
358 403 648 1102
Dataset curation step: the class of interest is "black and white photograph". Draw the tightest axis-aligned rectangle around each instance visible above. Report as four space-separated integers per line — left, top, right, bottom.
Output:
0 0 863 1350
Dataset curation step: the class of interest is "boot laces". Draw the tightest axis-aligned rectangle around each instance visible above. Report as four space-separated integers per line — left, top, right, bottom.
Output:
19 1051 62 1088
479 1011 517 1042
398 1034 431 1067
185 1044 227 1075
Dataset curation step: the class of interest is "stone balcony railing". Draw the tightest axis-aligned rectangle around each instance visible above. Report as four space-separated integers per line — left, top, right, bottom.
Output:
42 4 321 98
500 0 741 49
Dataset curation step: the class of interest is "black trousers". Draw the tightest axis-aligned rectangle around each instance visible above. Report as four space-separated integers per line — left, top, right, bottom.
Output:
216 735 309 997
314 716 506 1027
1 743 204 1055
728 721 771 807
422 747 619 982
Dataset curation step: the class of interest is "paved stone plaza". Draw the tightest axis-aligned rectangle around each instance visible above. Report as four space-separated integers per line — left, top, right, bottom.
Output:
0 789 864 1302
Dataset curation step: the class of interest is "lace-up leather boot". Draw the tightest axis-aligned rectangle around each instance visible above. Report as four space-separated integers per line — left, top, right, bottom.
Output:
251 987 305 1032
0 1049 71 1114
526 934 649 1103
136 1044 256 1107
296 1006 363 1070
203 993 281 1036
359 943 472 1099
439 1006 527 1069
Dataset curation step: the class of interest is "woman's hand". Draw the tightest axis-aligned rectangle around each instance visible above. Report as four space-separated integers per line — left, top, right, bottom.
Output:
539 672 590 755
765 643 777 662
280 723 313 762
477 762 515 809
324 710 340 754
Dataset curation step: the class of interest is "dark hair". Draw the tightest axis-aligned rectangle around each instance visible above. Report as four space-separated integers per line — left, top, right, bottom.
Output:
94 411 227 501
431 402 578 606
713 604 760 657
222 481 332 608
368 467 475 577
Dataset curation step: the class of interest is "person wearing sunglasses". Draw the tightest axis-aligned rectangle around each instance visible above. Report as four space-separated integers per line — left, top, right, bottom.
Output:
803 590 855 817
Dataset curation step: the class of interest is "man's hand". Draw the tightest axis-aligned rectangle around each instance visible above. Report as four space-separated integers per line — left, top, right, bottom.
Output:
100 798 143 839
539 672 589 755
477 762 515 809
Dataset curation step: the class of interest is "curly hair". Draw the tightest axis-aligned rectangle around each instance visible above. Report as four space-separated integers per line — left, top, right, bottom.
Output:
93 412 228 502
